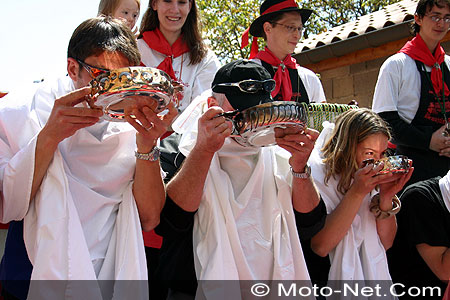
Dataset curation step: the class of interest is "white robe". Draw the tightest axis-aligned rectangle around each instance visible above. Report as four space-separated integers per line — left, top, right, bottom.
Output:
137 40 221 112
0 77 148 299
172 93 312 300
308 122 394 299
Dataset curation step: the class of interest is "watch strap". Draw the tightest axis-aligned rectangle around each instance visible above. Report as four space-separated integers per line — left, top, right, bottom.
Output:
135 147 161 161
290 165 311 179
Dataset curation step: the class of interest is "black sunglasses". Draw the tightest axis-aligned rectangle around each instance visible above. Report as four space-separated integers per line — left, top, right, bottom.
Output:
76 59 110 78
213 79 276 94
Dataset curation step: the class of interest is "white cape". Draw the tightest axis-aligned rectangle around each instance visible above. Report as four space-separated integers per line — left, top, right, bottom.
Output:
173 93 312 299
0 77 148 299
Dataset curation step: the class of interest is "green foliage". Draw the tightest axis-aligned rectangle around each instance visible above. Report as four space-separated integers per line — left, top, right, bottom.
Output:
298 0 403 37
198 0 402 63
197 0 261 63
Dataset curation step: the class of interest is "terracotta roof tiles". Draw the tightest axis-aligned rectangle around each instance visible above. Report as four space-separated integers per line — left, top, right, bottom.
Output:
295 0 418 53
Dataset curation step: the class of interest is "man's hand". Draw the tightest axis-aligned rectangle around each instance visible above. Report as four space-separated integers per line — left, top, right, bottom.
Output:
274 126 319 172
124 100 178 153
32 87 102 201
194 107 233 155
39 87 102 150
430 125 450 156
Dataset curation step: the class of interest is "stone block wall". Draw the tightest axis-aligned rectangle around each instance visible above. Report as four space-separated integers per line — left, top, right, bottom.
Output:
315 39 450 108
316 56 388 108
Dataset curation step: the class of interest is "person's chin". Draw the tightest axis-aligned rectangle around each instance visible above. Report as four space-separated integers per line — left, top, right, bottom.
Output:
287 44 297 53
162 23 182 34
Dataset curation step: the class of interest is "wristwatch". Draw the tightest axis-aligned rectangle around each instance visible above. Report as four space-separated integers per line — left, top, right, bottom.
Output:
290 165 311 179
135 147 161 161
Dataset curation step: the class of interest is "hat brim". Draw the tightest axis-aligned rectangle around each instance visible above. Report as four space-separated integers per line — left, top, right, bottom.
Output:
249 8 313 37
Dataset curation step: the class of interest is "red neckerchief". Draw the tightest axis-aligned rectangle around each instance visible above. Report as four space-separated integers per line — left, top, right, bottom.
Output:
141 28 189 80
255 47 299 101
399 33 450 96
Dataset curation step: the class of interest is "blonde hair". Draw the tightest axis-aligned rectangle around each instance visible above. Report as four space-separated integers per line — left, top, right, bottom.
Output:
98 0 140 16
321 108 391 194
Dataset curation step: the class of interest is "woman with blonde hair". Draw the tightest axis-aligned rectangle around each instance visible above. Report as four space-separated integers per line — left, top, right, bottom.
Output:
98 0 140 31
309 108 413 284
137 0 220 112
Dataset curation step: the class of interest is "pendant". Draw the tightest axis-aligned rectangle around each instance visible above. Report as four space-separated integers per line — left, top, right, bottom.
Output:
443 121 450 137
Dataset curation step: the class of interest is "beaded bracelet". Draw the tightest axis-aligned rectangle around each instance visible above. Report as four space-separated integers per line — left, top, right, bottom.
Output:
369 194 401 219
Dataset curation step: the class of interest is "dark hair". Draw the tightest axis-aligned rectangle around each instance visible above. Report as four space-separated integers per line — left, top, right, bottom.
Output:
68 16 141 65
138 0 207 65
413 0 450 35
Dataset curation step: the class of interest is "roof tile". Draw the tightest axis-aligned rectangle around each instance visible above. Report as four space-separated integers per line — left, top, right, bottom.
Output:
295 0 418 53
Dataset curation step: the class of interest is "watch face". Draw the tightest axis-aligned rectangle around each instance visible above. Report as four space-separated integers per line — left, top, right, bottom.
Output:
150 147 161 160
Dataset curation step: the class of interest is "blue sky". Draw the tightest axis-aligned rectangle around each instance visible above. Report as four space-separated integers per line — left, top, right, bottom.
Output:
0 0 149 94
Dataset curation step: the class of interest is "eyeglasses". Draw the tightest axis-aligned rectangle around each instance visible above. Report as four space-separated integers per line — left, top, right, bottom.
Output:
271 22 303 34
426 14 450 24
213 79 276 94
76 59 110 78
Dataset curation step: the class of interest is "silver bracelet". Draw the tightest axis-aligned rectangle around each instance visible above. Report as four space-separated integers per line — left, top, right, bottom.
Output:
290 165 311 179
135 147 160 161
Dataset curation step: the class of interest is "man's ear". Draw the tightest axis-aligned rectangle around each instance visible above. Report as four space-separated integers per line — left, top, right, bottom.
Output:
414 14 422 27
263 21 272 35
67 58 80 82
207 96 219 108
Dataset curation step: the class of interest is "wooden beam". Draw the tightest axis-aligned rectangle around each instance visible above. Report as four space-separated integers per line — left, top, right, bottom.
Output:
304 31 450 73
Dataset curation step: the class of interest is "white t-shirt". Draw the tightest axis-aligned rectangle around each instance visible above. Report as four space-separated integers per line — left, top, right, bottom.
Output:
373 52 450 123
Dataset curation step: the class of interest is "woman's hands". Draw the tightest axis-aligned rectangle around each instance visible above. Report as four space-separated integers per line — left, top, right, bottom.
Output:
352 160 414 210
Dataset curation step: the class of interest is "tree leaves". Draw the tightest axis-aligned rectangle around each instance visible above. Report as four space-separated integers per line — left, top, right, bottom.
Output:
198 0 402 62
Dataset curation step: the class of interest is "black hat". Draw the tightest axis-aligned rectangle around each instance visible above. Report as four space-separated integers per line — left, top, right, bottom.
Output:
211 60 273 111
249 0 313 37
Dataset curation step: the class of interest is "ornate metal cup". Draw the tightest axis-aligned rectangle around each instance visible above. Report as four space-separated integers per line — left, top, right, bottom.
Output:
88 67 181 121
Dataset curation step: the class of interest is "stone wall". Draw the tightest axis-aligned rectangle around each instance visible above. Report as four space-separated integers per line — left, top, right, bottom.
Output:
317 56 388 108
316 40 450 108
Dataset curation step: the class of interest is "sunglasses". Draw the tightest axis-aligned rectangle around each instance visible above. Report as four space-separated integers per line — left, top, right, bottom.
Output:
213 79 276 94
76 59 110 78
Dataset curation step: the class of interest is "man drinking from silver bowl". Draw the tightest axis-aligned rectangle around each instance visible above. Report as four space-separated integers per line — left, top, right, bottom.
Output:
154 59 326 299
0 16 176 300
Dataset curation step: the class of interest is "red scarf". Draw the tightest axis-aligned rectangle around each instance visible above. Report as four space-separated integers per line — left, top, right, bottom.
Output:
141 28 189 80
399 34 450 97
255 47 299 101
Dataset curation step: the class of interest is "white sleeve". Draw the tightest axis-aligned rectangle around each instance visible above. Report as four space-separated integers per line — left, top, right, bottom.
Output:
372 55 403 113
189 50 221 102
0 107 39 223
297 67 326 103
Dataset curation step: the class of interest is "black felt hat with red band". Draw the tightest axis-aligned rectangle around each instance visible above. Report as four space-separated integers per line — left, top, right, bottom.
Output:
249 0 313 37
